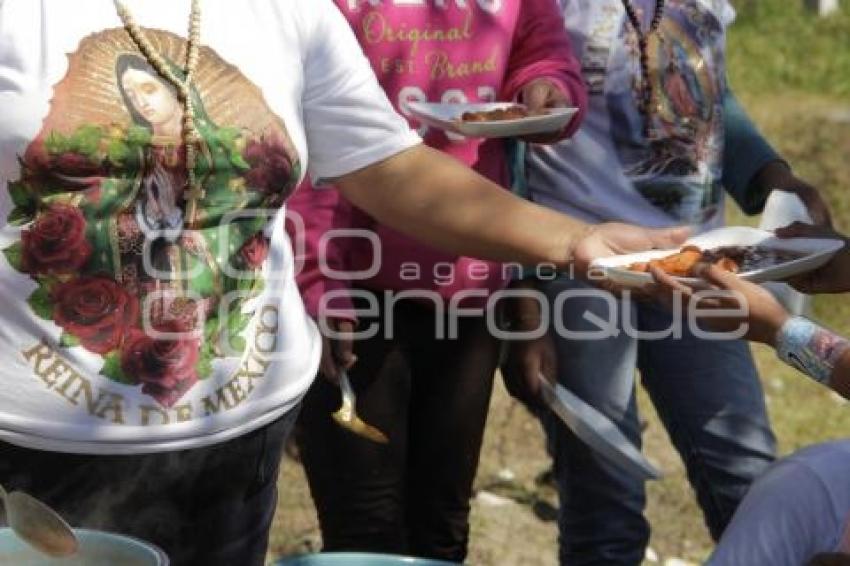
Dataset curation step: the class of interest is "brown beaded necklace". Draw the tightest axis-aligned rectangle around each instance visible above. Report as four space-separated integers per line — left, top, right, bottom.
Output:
620 0 666 138
113 0 205 228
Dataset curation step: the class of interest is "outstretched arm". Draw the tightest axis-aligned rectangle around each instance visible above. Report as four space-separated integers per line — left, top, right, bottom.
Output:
335 144 690 275
650 263 850 399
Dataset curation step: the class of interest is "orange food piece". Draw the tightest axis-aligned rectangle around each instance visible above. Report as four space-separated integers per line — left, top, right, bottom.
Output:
628 245 741 277
459 106 548 122
648 247 703 277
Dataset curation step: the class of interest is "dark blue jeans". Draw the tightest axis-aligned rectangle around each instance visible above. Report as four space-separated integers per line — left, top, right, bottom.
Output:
0 410 297 566
540 277 777 566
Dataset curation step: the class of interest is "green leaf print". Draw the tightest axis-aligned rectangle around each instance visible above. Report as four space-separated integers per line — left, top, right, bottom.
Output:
197 321 219 378
216 127 250 169
126 125 151 147
83 214 116 274
59 332 81 348
101 352 137 385
227 309 252 336
187 258 216 297
204 316 221 340
6 207 35 227
203 316 224 358
45 131 71 155
197 353 213 379
229 150 250 171
227 335 247 354
107 138 131 166
27 286 54 320
3 241 23 272
216 127 240 147
7 180 35 210
71 125 103 157
224 309 251 355
236 273 264 295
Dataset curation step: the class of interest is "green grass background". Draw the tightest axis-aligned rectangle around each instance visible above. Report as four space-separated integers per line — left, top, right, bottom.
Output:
728 0 850 97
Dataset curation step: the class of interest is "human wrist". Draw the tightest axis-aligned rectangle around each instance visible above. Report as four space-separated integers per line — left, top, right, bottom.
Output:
562 222 595 272
753 160 794 192
761 310 791 347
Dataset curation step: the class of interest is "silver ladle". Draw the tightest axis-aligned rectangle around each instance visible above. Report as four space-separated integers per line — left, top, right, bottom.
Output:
0 483 79 557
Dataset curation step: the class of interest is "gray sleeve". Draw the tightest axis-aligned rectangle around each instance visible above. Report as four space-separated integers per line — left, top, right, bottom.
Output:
708 460 841 566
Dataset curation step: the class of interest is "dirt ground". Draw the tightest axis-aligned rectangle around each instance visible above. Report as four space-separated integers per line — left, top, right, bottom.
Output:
267 372 714 566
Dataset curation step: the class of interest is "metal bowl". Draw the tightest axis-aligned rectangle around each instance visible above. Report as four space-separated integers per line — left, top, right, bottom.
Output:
0 528 168 565
275 552 460 566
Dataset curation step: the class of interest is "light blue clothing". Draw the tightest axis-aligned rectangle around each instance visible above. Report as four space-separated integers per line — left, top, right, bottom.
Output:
531 0 736 229
722 91 783 215
709 440 850 566
530 0 781 232
524 4 784 563
540 277 776 566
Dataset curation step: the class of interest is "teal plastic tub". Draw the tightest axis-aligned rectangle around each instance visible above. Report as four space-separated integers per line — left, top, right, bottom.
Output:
0 528 168 565
275 553 460 566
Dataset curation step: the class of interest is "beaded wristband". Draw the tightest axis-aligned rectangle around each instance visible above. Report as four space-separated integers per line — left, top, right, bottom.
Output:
776 317 850 385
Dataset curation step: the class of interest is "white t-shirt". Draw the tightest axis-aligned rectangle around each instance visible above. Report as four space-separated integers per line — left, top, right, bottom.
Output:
527 0 735 230
709 440 850 566
0 0 420 454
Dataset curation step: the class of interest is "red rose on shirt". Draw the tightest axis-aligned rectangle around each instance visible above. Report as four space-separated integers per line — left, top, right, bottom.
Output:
52 276 140 355
244 135 294 196
53 152 103 179
21 204 93 276
120 322 200 407
23 140 103 186
240 232 270 269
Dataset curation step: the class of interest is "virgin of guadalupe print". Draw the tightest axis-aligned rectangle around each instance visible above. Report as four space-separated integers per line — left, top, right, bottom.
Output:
4 28 301 408
608 0 726 225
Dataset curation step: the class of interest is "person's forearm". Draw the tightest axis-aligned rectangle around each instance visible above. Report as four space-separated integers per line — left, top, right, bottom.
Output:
335 144 589 269
831 350 850 400
722 89 781 215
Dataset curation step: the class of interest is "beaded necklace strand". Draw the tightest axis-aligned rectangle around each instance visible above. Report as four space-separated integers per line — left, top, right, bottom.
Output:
114 0 205 226
620 0 666 139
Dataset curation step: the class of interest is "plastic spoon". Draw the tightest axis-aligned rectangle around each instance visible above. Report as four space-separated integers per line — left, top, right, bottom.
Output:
0 483 78 557
332 370 389 444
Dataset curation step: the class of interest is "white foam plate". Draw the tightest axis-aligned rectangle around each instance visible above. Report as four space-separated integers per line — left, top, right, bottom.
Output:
406 102 579 139
591 226 846 289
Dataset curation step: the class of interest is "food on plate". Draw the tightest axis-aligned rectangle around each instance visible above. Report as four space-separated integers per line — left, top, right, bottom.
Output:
629 245 708 277
458 105 548 122
629 245 806 277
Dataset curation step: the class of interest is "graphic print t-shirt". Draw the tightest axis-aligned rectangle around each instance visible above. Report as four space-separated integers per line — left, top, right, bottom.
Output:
0 0 419 453
528 0 734 230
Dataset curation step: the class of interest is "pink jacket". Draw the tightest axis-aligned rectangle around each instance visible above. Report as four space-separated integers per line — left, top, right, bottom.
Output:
287 0 587 321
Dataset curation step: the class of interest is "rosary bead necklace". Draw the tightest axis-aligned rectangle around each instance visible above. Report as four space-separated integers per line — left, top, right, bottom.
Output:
620 0 666 139
114 0 205 225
